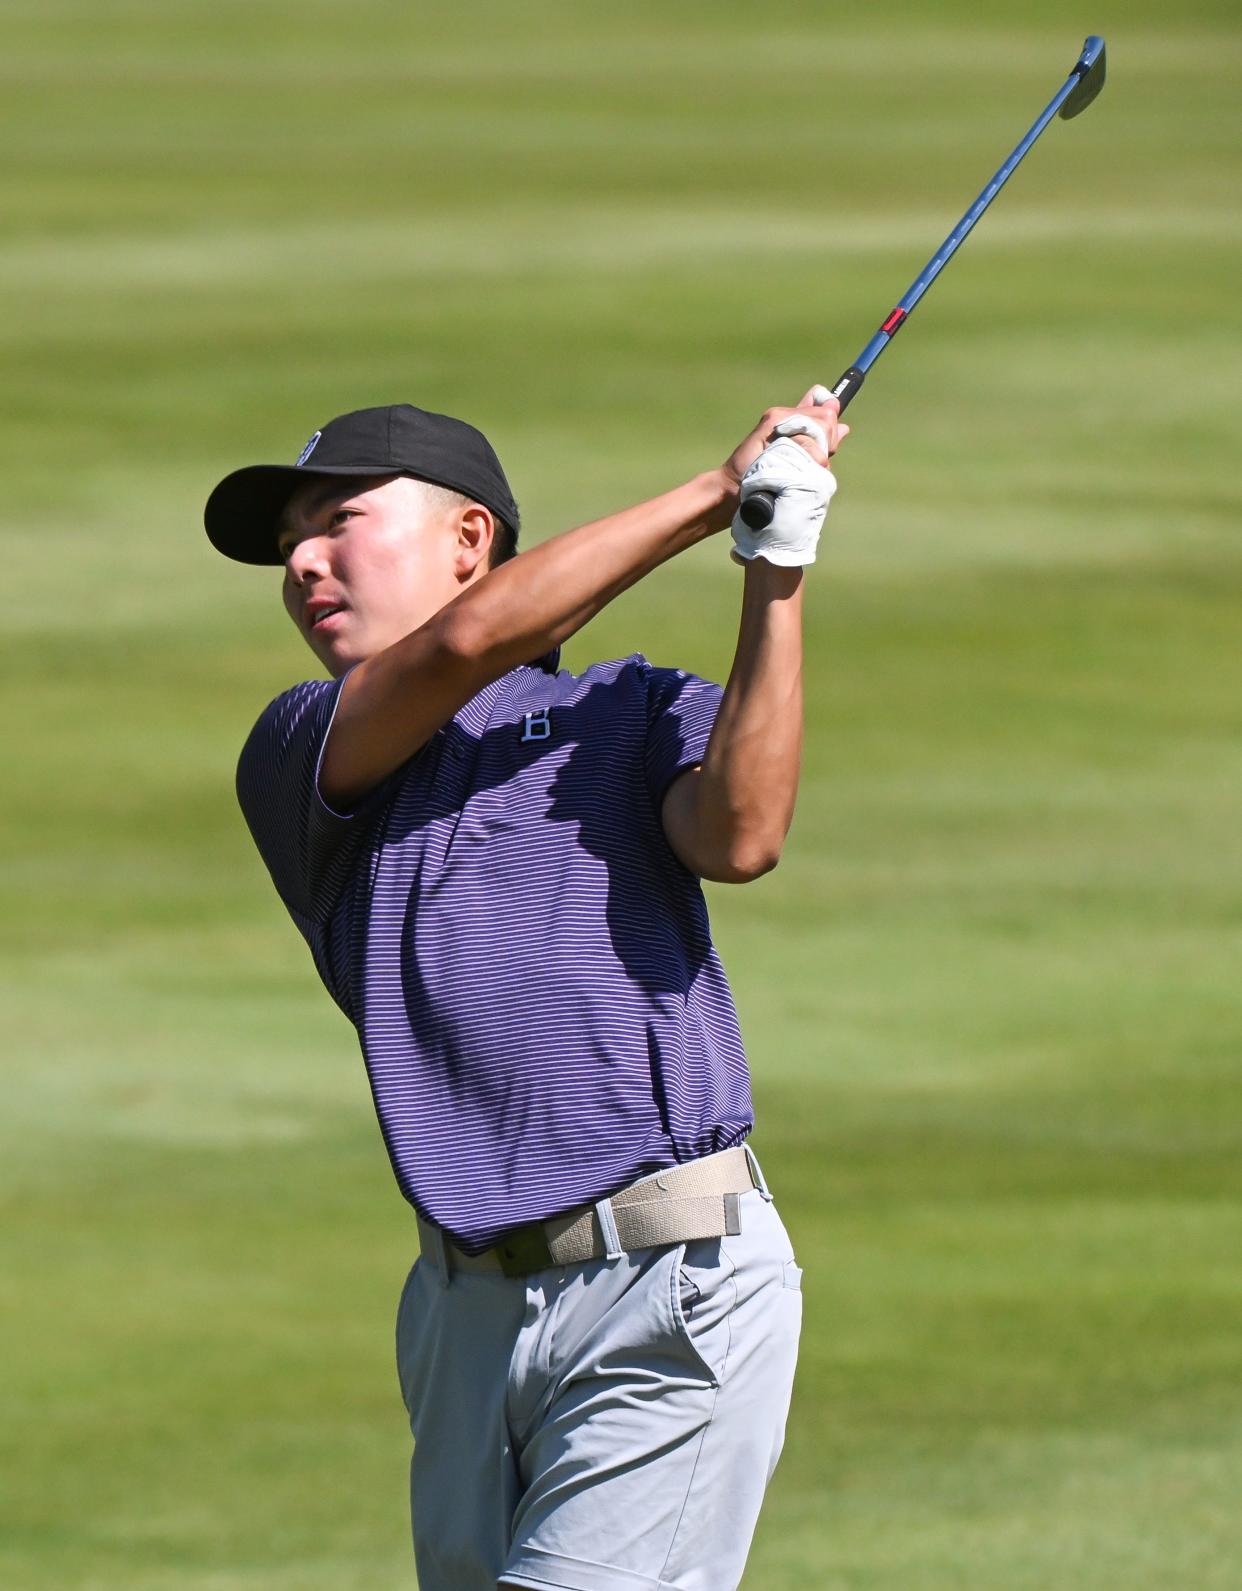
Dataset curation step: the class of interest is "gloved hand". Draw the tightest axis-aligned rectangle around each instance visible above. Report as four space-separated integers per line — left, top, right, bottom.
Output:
731 414 838 568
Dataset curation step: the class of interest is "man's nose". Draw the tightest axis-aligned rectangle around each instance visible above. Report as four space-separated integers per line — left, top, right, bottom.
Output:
286 535 330 583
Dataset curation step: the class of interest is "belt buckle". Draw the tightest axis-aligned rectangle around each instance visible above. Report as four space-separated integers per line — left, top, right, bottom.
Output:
493 1222 554 1278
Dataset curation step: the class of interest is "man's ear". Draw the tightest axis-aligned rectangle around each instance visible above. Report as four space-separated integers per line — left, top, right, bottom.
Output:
454 503 495 581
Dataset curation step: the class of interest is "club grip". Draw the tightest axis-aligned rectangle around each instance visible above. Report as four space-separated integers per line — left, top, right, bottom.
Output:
737 367 865 532
831 366 866 414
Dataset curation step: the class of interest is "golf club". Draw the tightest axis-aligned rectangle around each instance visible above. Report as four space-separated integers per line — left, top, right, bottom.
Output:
740 34 1107 531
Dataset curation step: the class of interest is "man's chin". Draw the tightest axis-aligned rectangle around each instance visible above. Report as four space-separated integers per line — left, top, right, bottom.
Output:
307 629 362 679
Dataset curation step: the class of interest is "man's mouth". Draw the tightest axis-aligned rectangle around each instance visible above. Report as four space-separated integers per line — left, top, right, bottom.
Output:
306 603 346 631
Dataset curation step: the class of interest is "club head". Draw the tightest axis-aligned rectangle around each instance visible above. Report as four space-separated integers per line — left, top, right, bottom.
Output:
1060 35 1106 120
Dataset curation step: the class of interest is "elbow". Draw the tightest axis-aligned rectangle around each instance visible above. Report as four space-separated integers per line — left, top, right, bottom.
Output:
431 604 487 665
663 784 793 883
432 591 539 677
428 602 514 681
701 839 783 885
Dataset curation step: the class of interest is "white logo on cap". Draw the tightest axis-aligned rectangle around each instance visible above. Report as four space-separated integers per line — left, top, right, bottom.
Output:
296 431 323 466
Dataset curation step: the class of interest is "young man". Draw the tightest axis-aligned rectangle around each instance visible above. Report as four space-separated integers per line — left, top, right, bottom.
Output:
204 387 847 1591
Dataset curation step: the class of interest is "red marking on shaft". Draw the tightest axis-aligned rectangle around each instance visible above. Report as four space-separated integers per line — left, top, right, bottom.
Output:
881 307 907 335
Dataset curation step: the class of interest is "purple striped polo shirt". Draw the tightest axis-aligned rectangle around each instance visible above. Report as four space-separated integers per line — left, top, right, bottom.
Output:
236 653 753 1254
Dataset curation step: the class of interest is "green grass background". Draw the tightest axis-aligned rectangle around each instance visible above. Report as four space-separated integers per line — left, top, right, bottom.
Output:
3 1 1241 1585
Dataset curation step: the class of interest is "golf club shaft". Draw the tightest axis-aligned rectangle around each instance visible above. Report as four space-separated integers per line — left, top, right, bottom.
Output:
740 40 1103 531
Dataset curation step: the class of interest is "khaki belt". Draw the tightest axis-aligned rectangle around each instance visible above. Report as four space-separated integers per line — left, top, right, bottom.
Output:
416 1146 762 1279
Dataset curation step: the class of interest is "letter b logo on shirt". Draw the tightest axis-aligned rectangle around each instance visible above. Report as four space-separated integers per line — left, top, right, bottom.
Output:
520 710 552 743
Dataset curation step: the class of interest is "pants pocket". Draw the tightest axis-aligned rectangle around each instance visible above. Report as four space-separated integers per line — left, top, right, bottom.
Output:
669 1239 737 1387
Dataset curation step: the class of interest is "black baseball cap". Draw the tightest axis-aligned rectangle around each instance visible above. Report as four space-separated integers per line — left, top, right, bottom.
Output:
204 403 520 565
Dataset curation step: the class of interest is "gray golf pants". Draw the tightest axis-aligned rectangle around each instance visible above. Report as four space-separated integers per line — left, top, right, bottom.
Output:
395 1183 802 1591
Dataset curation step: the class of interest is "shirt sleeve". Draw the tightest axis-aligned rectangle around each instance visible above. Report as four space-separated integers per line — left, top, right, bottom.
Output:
235 674 390 922
640 662 724 810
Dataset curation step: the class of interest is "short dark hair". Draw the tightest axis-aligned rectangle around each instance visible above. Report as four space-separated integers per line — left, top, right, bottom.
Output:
419 479 517 568
489 517 518 568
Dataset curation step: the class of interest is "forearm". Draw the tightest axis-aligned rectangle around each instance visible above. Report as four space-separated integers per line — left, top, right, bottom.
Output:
667 561 804 882
433 469 734 674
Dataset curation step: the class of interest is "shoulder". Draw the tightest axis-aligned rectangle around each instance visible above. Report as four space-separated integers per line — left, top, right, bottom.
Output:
544 655 723 723
233 674 381 922
543 655 674 723
235 676 344 806
478 655 651 717
242 677 340 748
551 654 702 695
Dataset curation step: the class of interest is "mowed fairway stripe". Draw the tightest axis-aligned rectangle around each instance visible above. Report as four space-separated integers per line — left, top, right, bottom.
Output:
1 206 1239 297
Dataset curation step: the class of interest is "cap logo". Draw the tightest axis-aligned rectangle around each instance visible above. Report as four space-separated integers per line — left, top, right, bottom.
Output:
295 430 323 466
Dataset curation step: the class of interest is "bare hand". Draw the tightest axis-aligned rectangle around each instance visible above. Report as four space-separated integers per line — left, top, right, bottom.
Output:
722 385 851 491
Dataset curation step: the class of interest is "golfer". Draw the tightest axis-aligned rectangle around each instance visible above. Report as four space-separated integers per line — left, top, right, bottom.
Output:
204 386 847 1591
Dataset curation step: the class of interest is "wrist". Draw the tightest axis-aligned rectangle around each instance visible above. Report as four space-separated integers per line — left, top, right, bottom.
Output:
743 557 805 597
699 467 738 535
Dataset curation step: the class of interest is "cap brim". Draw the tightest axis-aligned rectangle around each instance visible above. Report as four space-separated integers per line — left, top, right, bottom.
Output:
204 463 391 565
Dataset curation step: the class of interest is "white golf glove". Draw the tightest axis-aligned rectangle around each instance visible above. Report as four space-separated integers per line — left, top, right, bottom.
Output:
731 415 838 568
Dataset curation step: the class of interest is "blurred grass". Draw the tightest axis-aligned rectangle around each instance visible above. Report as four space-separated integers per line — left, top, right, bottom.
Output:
2 0 1241 1586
